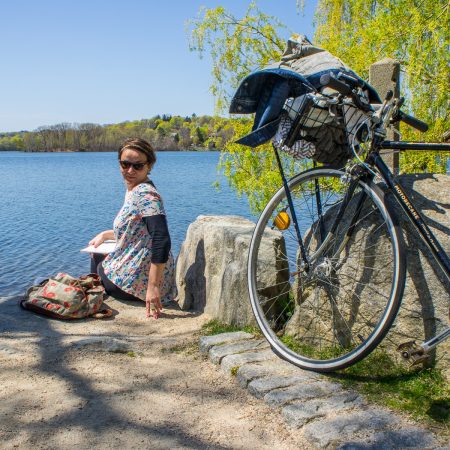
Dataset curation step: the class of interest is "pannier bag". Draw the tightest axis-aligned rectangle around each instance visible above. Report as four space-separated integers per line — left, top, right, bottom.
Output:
230 35 381 167
21 273 112 319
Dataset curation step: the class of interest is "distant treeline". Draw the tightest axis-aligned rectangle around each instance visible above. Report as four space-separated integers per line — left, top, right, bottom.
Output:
0 114 246 152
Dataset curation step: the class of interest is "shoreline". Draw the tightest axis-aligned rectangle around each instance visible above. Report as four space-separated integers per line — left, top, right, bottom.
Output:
0 148 221 153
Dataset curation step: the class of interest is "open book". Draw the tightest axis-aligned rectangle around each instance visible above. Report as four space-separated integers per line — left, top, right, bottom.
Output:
80 240 116 255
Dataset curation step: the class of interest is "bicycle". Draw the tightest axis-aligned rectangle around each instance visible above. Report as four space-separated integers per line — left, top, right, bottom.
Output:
247 72 450 372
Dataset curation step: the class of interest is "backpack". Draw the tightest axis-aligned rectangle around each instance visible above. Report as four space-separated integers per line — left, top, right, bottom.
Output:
20 272 112 319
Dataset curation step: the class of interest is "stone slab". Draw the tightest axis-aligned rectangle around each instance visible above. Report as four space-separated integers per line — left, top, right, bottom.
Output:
336 427 437 449
72 337 130 353
236 360 301 387
282 392 363 428
264 380 343 407
198 332 254 353
302 409 397 449
209 339 269 364
248 374 320 399
220 349 276 374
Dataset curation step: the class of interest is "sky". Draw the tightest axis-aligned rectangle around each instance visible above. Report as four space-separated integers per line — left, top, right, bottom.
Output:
0 0 318 132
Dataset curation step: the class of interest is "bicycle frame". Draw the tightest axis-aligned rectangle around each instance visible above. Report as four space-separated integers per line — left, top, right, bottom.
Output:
275 138 449 360
371 141 450 282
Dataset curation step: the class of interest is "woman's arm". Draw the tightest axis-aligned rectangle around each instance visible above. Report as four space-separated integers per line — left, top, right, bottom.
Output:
146 262 165 319
89 229 114 247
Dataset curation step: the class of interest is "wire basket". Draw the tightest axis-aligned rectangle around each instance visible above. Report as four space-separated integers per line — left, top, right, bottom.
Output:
273 92 370 167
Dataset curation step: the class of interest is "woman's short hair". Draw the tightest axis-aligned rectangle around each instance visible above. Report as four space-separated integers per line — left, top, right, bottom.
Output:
119 138 156 168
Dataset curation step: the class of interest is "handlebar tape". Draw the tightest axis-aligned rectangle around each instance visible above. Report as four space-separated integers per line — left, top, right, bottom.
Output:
398 111 429 132
319 73 353 96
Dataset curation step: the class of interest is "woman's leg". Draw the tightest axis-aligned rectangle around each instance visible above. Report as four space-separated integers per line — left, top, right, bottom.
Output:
97 261 141 302
90 253 106 274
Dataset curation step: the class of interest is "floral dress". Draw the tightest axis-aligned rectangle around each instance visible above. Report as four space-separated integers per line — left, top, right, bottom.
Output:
102 180 176 304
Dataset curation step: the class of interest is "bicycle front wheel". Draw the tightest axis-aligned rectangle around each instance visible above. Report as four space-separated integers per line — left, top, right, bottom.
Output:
248 167 406 372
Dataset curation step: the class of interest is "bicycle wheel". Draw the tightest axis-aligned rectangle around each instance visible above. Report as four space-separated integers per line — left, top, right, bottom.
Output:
248 166 406 372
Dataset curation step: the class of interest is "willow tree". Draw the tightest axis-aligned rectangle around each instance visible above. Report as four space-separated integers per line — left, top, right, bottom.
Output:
188 3 302 213
314 0 449 172
189 1 449 212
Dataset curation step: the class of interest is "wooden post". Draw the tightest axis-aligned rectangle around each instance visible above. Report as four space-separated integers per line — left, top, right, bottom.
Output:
369 58 400 174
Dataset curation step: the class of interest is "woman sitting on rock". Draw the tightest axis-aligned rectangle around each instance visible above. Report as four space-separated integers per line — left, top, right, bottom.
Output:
89 138 176 319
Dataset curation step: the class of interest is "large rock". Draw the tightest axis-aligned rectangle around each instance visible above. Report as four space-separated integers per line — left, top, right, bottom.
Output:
175 215 289 326
286 173 449 373
391 174 449 373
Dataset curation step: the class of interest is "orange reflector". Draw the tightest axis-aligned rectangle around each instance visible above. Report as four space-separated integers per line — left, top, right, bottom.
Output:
274 211 290 230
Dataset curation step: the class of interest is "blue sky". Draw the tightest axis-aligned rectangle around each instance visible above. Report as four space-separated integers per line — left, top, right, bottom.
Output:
1 1 317 132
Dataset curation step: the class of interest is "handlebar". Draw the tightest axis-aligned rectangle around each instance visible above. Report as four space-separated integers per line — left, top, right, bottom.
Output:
319 72 429 133
319 73 353 96
396 110 429 132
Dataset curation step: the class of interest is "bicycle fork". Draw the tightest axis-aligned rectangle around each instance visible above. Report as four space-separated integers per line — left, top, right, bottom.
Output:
273 146 370 270
273 145 310 271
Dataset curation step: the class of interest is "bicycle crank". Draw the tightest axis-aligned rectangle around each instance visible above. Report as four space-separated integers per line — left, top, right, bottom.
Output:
397 341 430 366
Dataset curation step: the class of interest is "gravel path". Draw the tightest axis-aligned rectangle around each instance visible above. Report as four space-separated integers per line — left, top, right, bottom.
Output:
0 296 311 449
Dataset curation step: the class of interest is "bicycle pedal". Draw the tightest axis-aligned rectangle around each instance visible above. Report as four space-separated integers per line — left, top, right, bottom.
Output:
397 340 429 366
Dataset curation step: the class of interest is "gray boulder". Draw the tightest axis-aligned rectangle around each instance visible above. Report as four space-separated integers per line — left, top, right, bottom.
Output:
391 174 449 374
175 215 289 327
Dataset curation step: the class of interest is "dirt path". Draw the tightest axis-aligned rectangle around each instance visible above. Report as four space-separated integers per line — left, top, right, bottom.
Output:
0 296 312 449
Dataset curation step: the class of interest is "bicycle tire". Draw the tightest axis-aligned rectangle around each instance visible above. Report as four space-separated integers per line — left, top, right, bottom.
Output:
248 167 406 372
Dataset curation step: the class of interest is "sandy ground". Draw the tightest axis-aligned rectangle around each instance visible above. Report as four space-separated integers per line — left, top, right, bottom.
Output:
0 295 313 450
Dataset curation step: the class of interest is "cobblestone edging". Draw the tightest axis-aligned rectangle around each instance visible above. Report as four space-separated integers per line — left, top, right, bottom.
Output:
199 332 444 450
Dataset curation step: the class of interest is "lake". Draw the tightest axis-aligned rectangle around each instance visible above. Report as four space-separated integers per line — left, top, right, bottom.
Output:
0 151 255 296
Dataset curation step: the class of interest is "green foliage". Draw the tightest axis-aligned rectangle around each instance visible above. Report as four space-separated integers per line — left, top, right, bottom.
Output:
188 2 287 113
315 0 449 172
1 115 236 153
219 119 310 213
335 350 450 425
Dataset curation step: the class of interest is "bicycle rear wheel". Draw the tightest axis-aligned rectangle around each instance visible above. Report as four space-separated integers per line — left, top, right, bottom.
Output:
248 167 406 372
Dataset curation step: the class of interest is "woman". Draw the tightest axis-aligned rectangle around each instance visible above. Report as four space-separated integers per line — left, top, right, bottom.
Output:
89 138 176 319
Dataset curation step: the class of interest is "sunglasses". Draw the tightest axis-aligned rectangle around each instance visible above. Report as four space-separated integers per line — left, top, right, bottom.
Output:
119 160 148 171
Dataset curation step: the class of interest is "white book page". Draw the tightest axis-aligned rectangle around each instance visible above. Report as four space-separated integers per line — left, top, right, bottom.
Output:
80 240 116 255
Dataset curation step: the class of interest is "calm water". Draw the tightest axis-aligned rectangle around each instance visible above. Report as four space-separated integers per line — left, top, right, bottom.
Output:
0 151 255 296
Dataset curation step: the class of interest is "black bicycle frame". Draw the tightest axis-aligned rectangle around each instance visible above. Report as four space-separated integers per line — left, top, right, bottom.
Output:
275 139 449 281
370 144 450 281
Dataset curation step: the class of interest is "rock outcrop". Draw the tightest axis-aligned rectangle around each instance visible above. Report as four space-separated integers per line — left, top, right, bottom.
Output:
175 215 288 327
390 174 449 372
176 175 449 373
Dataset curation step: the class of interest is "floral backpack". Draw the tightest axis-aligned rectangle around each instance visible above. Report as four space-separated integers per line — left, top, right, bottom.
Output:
20 273 112 319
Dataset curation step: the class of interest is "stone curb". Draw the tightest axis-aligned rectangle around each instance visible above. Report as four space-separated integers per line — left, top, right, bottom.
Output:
199 332 441 450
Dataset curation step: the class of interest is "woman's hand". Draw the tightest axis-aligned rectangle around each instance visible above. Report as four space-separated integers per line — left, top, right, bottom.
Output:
146 283 162 319
89 231 108 248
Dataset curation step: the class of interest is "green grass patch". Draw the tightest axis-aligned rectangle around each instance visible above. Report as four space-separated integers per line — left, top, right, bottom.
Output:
280 335 449 426
332 350 450 427
200 319 261 337
166 341 198 356
230 366 239 376
126 351 136 358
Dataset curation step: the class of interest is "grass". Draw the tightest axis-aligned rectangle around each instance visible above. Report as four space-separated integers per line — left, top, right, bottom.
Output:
200 319 261 337
201 320 449 430
166 341 198 356
333 350 450 427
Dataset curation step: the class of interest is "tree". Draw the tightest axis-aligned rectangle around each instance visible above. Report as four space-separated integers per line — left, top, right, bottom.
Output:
188 2 286 112
314 0 449 172
189 3 301 212
189 1 449 213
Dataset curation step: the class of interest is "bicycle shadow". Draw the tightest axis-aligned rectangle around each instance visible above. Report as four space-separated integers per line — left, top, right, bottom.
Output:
387 173 449 367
